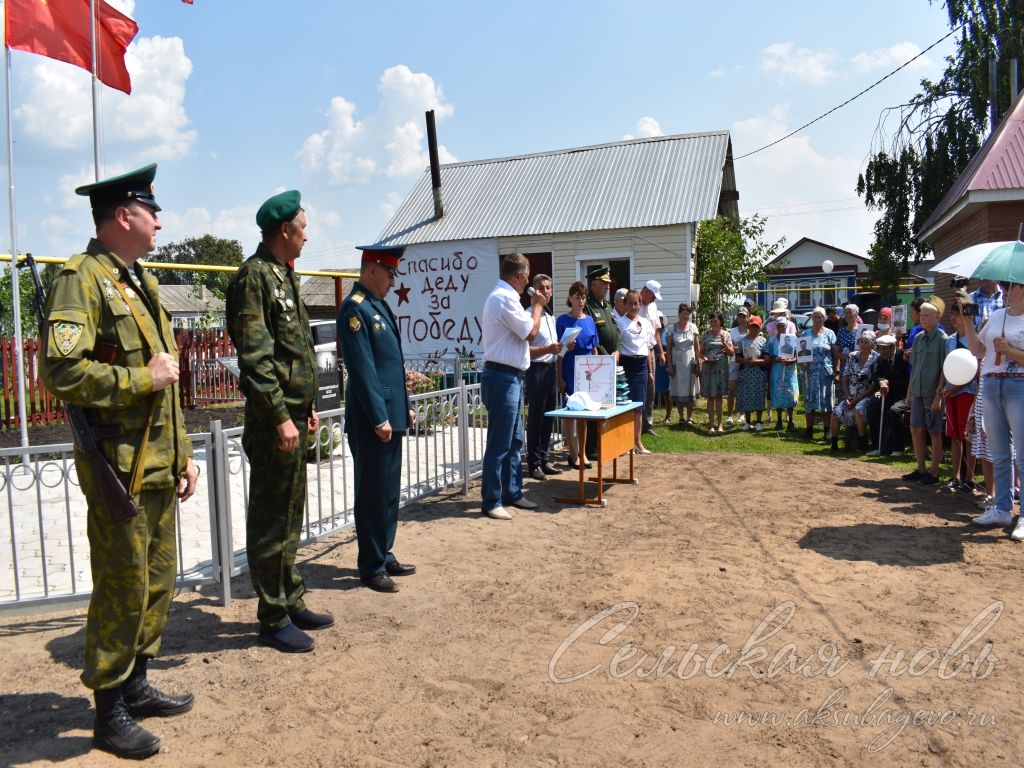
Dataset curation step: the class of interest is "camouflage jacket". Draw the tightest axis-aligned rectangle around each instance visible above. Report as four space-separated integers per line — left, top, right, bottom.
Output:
41 239 192 489
225 243 316 425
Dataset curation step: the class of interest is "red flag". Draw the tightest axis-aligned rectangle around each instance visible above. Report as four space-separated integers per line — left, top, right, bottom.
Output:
181 1 194 4
4 0 139 94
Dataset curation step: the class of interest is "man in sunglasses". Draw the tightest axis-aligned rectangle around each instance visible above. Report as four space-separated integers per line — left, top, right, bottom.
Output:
338 245 416 592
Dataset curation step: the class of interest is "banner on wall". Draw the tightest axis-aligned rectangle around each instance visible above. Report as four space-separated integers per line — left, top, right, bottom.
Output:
385 238 499 360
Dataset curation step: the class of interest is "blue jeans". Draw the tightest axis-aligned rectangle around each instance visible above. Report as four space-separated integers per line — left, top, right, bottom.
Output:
983 376 1024 515
480 367 525 513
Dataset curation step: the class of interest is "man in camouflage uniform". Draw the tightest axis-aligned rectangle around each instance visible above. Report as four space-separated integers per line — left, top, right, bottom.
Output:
225 190 333 654
337 245 416 593
41 164 198 760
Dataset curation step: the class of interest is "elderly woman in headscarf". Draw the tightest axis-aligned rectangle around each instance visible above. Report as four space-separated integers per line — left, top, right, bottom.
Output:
829 330 879 452
800 306 840 440
836 303 861 364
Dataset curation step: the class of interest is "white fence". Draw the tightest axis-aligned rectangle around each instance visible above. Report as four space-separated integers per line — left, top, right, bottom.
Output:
0 378 493 613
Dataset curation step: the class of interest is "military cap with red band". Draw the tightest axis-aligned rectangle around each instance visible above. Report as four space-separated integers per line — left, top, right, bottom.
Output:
359 243 406 271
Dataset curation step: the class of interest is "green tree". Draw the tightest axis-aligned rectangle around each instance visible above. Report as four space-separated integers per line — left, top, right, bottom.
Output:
0 266 40 336
858 1 1022 266
694 215 786 320
149 235 245 298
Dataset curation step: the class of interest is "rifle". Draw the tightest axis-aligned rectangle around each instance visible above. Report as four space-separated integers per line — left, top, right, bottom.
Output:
19 253 140 524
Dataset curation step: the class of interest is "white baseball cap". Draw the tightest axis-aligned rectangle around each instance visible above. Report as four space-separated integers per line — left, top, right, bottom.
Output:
644 280 663 301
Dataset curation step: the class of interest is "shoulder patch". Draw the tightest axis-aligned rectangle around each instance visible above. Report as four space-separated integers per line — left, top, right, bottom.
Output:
352 291 365 304
348 315 362 332
52 321 84 356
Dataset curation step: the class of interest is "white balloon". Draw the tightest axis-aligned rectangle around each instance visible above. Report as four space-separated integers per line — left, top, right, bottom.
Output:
822 259 834 274
943 348 978 387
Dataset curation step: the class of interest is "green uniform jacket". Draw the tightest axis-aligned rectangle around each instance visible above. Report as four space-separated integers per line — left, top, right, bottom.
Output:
337 281 412 434
40 239 191 489
226 244 316 425
585 292 621 355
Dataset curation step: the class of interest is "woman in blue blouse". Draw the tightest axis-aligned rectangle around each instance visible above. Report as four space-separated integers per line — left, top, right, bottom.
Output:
557 281 598 468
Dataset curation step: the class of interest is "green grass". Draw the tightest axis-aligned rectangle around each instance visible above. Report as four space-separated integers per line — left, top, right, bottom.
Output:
642 402 922 472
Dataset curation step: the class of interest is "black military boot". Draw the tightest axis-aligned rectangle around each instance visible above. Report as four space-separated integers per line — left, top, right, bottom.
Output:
122 657 194 718
94 687 161 759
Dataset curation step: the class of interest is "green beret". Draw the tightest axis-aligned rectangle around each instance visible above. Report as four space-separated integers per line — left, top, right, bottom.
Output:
75 163 160 211
256 190 302 231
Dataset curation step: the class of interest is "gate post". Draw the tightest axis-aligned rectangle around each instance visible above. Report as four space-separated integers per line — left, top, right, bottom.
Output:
209 419 233 606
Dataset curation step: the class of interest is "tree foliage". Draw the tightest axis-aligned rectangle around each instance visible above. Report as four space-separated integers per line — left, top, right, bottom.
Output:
0 267 38 336
148 235 245 298
858 0 1023 269
694 215 786 320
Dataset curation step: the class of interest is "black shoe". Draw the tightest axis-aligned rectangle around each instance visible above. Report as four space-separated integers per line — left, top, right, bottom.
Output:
121 657 194 719
829 438 840 452
803 426 813 439
918 474 940 487
258 623 315 653
94 688 161 760
958 479 977 495
361 572 399 593
641 428 658 437
290 608 335 630
901 469 926 482
567 459 580 470
541 463 559 475
775 420 783 430
942 478 962 493
386 561 417 577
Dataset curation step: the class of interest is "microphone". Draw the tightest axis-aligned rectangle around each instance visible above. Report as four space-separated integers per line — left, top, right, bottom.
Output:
527 287 535 296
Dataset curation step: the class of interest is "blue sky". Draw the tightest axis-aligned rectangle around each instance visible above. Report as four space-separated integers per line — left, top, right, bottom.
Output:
3 0 957 272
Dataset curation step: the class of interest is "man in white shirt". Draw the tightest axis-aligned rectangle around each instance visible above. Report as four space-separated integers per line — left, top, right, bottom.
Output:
639 280 665 434
525 274 562 480
480 253 548 520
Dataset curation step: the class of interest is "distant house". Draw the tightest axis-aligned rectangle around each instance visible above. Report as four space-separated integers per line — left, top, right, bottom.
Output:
301 273 354 322
755 237 931 313
917 88 1024 317
158 285 225 329
372 131 739 358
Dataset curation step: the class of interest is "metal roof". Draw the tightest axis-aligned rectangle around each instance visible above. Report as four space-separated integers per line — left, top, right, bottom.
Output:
375 131 733 246
156 284 224 314
918 89 1024 241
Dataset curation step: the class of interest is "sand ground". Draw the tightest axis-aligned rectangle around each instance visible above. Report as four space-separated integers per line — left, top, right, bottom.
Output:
0 451 1021 767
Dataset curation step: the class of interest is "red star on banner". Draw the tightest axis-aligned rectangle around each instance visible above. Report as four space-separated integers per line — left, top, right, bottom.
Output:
395 282 411 306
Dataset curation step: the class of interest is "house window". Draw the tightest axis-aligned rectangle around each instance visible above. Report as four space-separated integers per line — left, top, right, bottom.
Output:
581 258 631 296
822 282 837 307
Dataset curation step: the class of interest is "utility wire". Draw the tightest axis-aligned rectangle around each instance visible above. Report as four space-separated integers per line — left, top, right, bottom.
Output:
735 25 962 160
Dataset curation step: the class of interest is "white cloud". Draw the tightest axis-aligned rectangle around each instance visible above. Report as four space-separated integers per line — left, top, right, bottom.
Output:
851 41 933 73
380 192 403 219
732 105 878 256
622 116 664 141
709 67 725 78
12 29 196 161
299 65 456 186
760 42 838 86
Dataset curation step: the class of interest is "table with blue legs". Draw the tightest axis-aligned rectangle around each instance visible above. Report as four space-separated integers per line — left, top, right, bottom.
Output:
544 402 642 507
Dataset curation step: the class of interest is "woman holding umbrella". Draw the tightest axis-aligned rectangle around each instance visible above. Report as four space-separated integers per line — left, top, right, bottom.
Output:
959 241 1024 540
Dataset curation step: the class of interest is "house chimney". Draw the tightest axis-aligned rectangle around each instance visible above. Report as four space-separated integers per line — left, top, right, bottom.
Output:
426 109 444 220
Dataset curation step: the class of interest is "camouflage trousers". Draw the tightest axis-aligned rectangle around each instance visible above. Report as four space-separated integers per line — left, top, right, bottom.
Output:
80 477 178 691
243 418 308 630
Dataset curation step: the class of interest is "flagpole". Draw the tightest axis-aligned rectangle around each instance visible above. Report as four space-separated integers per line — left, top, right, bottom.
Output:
4 44 30 450
90 0 100 180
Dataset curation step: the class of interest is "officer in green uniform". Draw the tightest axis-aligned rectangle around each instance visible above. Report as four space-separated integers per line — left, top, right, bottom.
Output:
225 190 334 653
584 265 621 358
337 245 416 593
583 265 621 458
41 164 199 760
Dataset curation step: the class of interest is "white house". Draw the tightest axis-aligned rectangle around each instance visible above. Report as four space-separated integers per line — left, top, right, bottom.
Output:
372 131 739 358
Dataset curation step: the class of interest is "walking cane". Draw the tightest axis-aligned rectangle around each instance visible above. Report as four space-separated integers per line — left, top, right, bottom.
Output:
877 392 886 455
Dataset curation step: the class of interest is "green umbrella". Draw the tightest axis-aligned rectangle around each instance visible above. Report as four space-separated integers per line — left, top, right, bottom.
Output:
970 240 1024 284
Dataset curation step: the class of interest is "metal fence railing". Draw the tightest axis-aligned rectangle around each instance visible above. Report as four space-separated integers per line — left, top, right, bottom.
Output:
0 377 497 613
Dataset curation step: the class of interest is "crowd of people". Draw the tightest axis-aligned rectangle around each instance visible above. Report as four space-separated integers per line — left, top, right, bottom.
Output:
493 262 1022 541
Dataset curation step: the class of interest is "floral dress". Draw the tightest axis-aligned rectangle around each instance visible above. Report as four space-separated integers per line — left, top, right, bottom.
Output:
667 321 699 403
736 334 768 413
766 335 799 408
836 325 858 362
801 328 836 412
833 351 878 426
700 329 730 398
